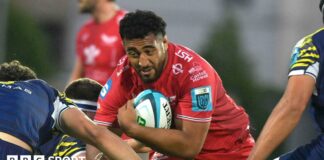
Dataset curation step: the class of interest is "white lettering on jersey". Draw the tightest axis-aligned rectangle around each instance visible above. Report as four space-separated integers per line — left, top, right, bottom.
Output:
84 45 100 64
101 34 118 45
175 49 193 62
188 63 203 74
1 84 32 94
172 63 183 75
190 70 208 82
117 56 127 66
117 65 130 77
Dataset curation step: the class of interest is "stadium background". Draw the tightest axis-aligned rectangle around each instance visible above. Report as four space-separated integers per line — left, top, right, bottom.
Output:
0 0 321 159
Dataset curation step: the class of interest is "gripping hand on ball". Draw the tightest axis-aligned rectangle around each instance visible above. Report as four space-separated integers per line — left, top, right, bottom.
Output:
117 99 138 135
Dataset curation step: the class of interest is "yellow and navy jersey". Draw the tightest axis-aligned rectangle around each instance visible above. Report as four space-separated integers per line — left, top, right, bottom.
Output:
288 27 324 131
288 28 321 80
52 134 86 157
0 79 76 151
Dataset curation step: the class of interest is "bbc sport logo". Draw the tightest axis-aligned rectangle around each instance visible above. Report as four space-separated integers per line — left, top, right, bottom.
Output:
7 155 86 160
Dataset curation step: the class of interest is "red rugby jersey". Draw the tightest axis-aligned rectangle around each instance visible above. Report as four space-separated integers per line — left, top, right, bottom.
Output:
76 10 127 85
95 43 253 159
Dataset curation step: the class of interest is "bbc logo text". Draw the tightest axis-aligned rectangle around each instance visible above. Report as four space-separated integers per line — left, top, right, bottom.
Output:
7 155 86 160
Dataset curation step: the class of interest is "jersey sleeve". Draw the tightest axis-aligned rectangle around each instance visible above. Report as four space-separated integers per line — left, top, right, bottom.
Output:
288 36 320 80
52 93 77 132
52 134 85 157
175 61 215 123
94 63 130 127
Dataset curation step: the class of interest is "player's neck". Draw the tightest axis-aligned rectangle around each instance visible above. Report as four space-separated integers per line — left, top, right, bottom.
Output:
92 3 119 23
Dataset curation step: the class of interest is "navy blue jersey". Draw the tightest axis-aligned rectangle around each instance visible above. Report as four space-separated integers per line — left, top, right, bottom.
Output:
288 28 324 131
39 133 62 157
39 133 85 158
0 79 75 151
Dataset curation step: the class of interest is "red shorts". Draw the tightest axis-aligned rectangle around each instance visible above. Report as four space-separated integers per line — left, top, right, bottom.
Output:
150 133 255 160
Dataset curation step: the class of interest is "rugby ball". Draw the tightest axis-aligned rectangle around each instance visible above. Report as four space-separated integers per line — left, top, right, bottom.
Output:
133 89 172 129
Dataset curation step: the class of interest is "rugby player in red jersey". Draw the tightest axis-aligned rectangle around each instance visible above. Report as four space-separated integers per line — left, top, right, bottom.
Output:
88 10 255 160
69 0 127 85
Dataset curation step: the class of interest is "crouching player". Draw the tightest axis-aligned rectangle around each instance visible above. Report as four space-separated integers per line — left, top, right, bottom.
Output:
39 78 103 159
0 60 140 160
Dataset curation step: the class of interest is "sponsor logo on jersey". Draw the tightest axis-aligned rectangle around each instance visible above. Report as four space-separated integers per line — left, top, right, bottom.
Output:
172 63 183 75
101 34 118 45
175 49 193 62
117 65 130 77
191 86 212 112
117 56 127 66
83 45 100 64
188 63 203 74
1 83 32 94
190 70 208 82
100 79 112 98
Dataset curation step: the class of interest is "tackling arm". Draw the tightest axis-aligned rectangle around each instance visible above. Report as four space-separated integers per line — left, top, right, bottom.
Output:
248 75 315 160
60 107 141 160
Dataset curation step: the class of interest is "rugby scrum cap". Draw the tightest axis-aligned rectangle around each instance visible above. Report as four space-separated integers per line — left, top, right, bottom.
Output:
71 99 98 112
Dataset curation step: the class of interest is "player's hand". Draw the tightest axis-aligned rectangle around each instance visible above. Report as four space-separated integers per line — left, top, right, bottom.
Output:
117 100 138 135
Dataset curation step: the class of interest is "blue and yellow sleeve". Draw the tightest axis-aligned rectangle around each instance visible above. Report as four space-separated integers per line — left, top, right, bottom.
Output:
53 134 86 157
288 35 320 80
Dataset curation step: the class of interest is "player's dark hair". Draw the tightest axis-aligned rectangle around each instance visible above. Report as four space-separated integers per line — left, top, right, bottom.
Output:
320 0 324 23
119 10 167 40
0 60 37 81
65 78 102 102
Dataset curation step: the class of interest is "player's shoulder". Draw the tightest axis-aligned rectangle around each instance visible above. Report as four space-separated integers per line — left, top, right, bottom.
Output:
171 43 210 69
114 55 132 77
117 9 128 17
26 79 57 94
170 43 215 84
294 28 324 48
77 19 95 35
82 19 95 28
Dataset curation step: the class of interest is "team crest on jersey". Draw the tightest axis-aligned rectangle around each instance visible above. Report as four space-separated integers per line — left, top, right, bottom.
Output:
84 45 100 64
191 86 212 112
100 79 112 98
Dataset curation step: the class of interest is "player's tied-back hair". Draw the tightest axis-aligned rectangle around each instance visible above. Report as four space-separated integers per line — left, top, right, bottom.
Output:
0 60 37 81
119 10 167 40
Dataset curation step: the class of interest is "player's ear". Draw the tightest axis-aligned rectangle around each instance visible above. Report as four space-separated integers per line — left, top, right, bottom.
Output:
163 35 168 49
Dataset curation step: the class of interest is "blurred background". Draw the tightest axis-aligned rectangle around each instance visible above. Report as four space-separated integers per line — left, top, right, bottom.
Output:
0 0 322 158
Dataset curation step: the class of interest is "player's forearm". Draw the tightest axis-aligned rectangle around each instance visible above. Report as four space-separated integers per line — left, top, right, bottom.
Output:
248 99 305 160
125 124 201 159
86 144 102 160
90 126 141 160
